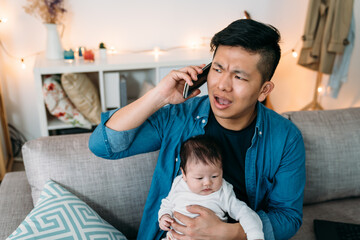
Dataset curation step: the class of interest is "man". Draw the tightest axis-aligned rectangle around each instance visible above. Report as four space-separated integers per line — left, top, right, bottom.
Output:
89 19 305 240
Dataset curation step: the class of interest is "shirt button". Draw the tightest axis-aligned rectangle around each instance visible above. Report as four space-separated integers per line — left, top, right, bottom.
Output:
202 119 206 124
175 158 178 162
259 131 262 135
196 116 200 119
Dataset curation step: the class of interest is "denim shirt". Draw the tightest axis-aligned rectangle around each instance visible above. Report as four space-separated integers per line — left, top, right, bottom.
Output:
89 96 306 240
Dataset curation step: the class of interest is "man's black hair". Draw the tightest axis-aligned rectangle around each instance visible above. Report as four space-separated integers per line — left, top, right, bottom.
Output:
180 135 222 175
210 19 281 83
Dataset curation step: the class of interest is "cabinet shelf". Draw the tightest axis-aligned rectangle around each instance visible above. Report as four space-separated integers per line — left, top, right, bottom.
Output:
47 117 96 130
34 47 212 136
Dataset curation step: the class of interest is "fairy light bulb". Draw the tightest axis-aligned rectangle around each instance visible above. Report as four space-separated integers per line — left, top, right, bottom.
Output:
0 17 8 23
21 58 26 69
190 41 200 49
317 86 323 93
152 47 161 60
108 46 117 55
291 49 298 58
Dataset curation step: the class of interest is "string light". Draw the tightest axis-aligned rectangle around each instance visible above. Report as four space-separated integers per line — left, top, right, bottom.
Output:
283 38 301 58
21 58 26 69
151 47 164 61
1 10 301 70
0 39 40 70
0 17 8 23
0 17 210 69
1 18 41 70
317 86 323 93
5 16 210 64
189 41 201 49
108 46 117 55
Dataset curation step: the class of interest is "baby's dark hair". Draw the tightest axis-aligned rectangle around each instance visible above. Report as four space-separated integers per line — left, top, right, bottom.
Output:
180 135 223 174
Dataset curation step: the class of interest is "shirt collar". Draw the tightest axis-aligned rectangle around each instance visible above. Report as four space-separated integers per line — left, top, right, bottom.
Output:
193 96 211 120
255 102 265 137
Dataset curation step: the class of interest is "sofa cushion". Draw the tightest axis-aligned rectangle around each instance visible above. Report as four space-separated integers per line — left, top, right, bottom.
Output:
22 133 158 239
283 108 360 204
291 197 360 240
7 180 127 240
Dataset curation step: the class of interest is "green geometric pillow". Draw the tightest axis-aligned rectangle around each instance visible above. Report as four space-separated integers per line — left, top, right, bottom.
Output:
7 180 127 240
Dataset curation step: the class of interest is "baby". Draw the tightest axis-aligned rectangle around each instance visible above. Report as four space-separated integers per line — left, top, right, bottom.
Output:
158 135 264 240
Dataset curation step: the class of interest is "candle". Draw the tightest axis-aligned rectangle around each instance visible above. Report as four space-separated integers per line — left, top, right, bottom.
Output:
84 50 95 61
64 49 75 63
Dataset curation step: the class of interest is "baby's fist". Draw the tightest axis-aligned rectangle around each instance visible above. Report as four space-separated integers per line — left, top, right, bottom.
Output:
159 214 174 231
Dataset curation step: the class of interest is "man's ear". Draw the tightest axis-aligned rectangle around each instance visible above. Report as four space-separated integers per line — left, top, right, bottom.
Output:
258 81 274 102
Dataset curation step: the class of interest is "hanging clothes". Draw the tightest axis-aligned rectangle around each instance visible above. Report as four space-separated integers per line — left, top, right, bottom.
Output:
327 14 355 98
298 0 354 74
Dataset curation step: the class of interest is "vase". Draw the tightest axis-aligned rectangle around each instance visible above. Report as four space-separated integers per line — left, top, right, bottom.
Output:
44 23 63 60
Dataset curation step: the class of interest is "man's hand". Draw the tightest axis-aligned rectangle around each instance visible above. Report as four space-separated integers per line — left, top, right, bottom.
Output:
170 205 247 240
155 64 205 106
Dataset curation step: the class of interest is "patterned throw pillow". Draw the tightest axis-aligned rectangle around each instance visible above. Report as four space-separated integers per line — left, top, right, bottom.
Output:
61 73 101 124
43 75 92 129
7 180 127 240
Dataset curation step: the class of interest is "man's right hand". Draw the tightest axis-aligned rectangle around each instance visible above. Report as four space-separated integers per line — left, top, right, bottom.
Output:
155 64 206 106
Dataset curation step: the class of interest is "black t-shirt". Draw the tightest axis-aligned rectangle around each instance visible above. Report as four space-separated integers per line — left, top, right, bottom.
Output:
204 110 256 206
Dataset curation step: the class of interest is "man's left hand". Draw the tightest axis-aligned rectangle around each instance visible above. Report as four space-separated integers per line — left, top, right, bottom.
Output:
170 205 246 240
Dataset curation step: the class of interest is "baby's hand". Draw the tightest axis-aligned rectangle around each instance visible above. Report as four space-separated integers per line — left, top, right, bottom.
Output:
159 214 174 231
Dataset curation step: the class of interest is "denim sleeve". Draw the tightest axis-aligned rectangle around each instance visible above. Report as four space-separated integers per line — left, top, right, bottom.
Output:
256 210 275 240
88 107 165 159
259 132 306 240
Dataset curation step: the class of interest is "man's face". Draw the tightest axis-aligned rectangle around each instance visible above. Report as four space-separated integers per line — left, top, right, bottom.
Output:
181 160 223 196
207 45 273 130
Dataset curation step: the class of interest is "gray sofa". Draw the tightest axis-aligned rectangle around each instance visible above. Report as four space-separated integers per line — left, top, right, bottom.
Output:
1 107 360 240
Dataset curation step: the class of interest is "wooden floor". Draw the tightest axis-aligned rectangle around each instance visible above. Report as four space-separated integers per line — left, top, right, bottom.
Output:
11 161 25 171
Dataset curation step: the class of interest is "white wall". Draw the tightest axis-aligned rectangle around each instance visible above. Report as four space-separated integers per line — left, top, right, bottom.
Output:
0 0 359 140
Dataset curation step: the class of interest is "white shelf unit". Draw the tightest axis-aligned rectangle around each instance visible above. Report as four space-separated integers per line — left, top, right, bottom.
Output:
34 47 212 136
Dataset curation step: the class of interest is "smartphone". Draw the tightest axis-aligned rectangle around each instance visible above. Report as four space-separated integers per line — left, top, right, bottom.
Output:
182 63 212 98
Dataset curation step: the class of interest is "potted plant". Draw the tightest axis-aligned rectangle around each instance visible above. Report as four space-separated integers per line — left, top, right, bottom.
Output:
99 42 107 59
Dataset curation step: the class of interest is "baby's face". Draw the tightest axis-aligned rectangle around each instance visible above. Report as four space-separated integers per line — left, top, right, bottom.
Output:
182 160 223 195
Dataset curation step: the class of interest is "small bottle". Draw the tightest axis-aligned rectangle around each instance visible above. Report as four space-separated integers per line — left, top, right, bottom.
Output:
78 46 84 59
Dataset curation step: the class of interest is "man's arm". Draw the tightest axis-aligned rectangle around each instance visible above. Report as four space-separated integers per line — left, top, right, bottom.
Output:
106 65 204 131
89 65 204 158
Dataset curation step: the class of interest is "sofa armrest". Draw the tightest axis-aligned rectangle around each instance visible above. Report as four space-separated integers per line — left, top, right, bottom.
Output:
0 171 34 239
